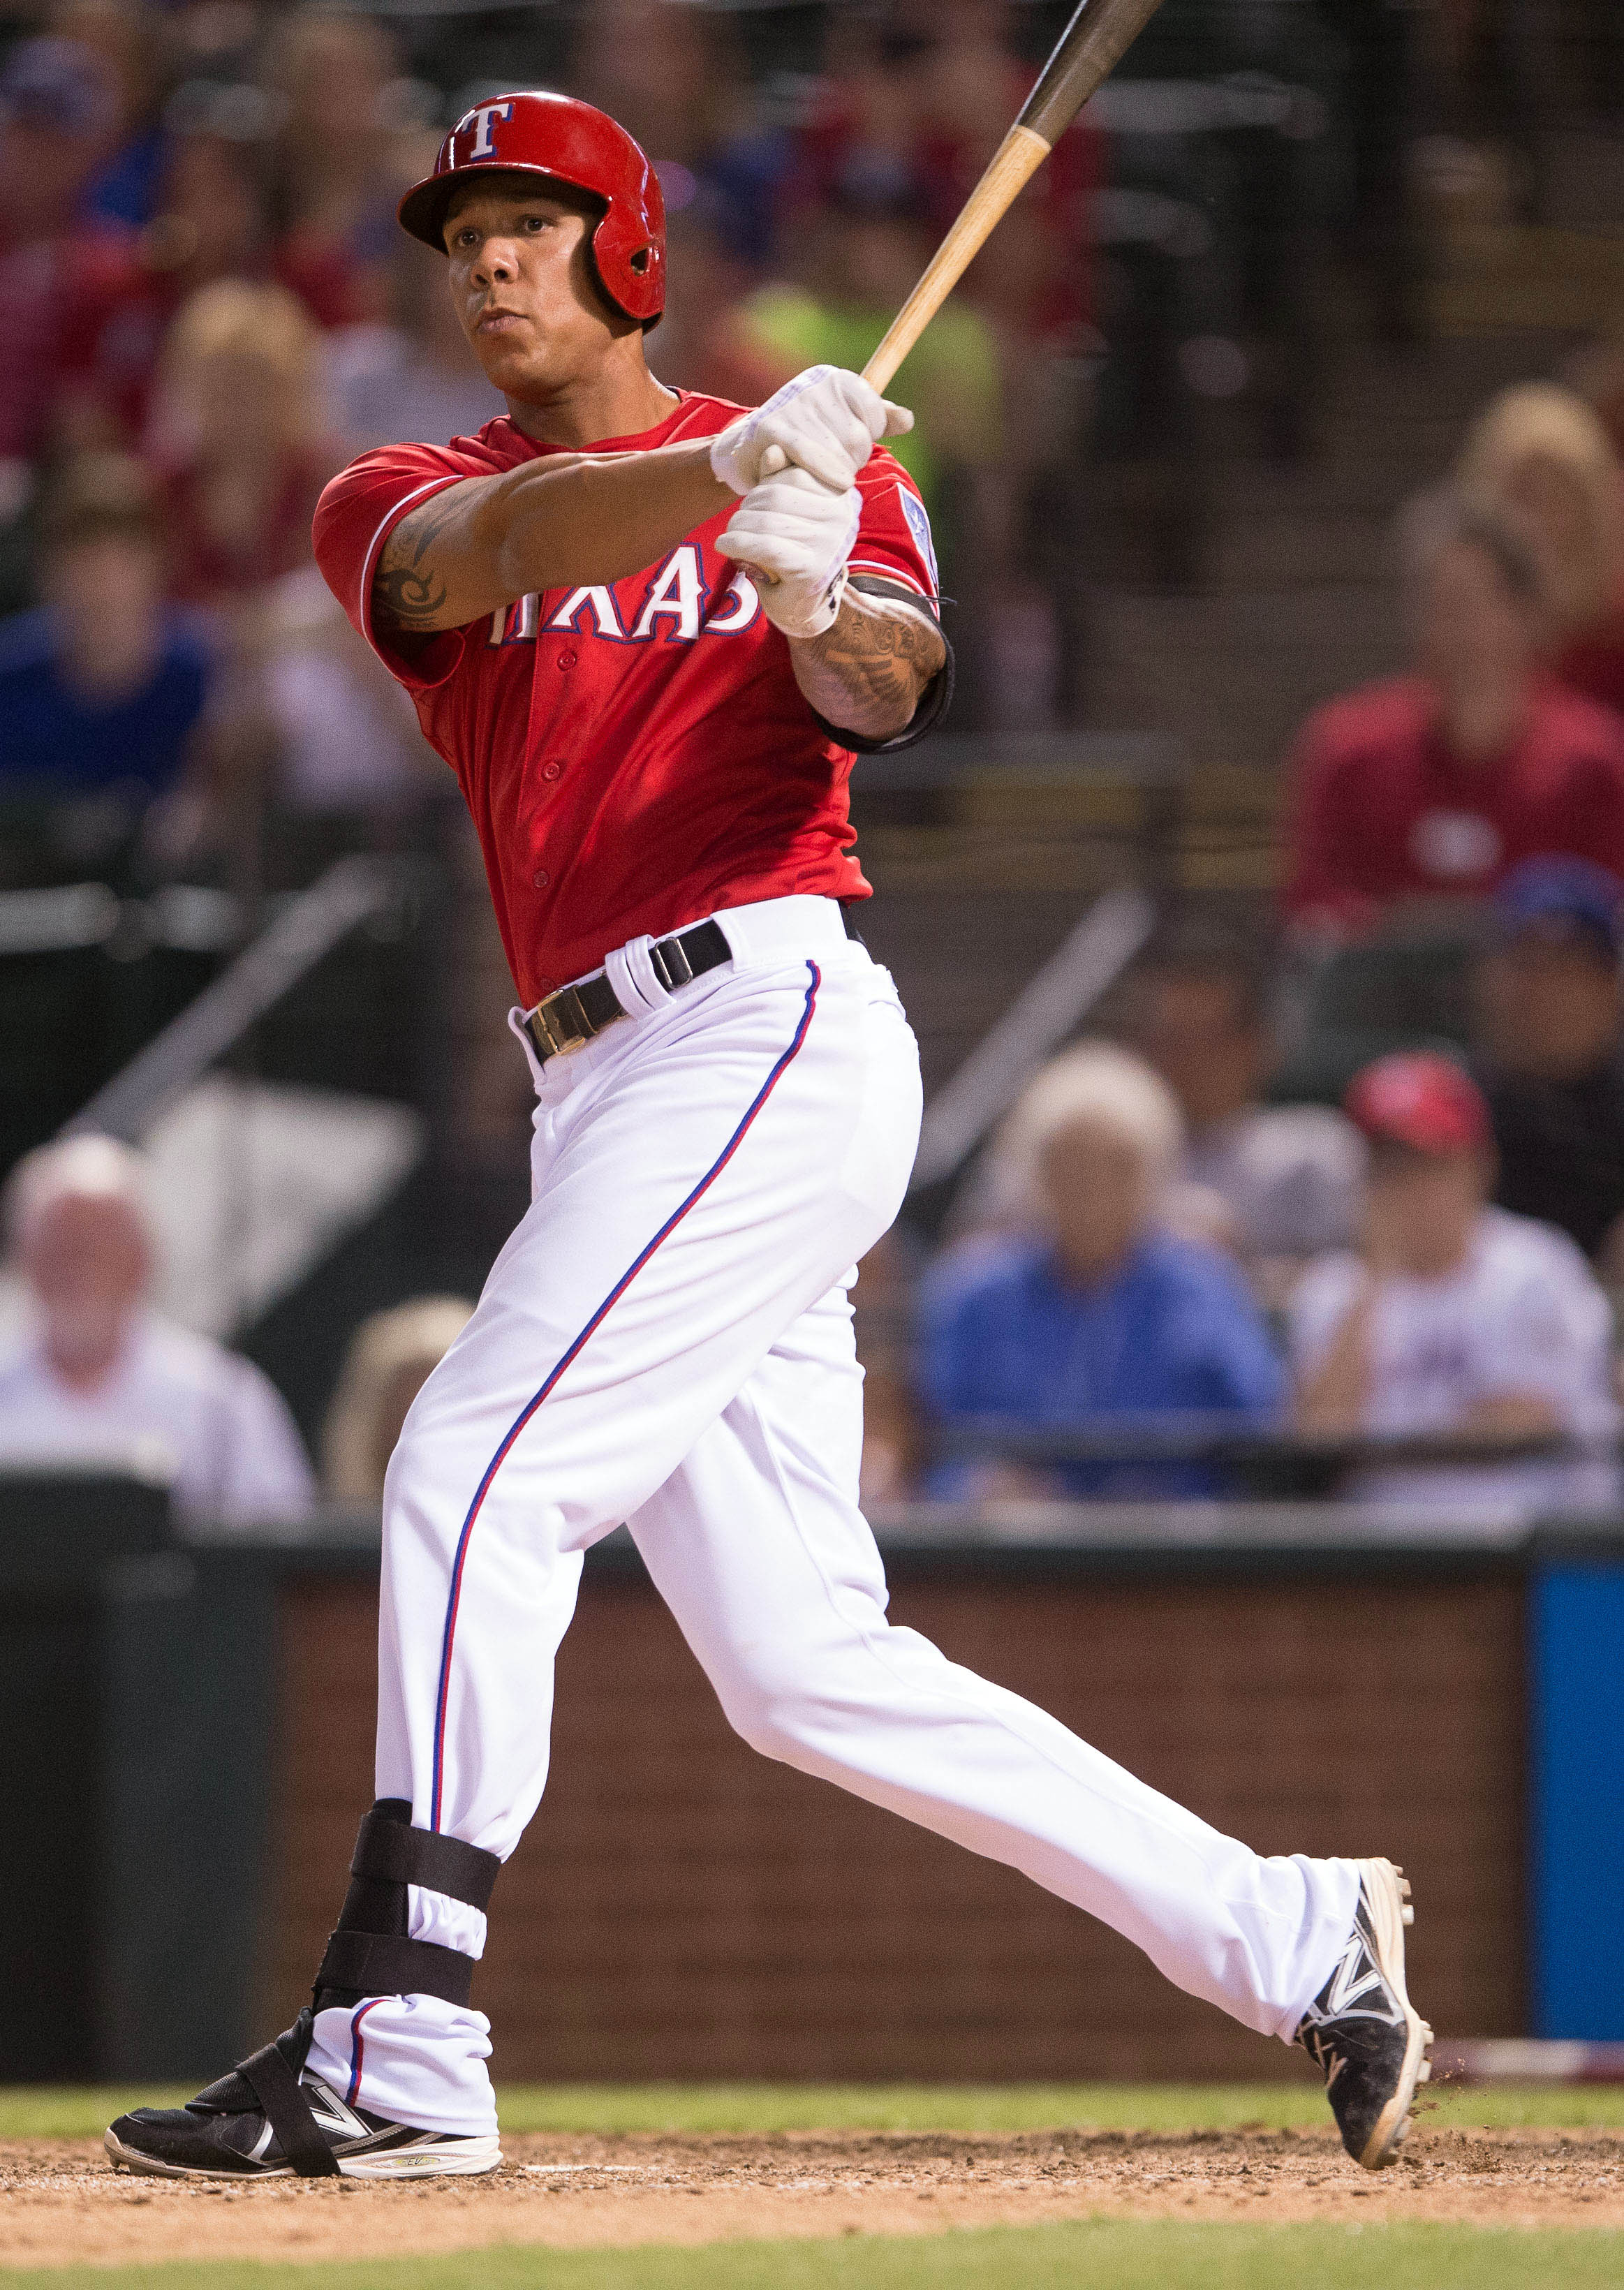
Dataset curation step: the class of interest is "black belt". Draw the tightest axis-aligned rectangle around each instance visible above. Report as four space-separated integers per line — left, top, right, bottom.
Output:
526 917 732 1064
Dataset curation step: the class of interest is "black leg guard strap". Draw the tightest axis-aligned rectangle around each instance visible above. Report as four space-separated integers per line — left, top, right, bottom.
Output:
237 2023 340 2178
316 1930 478 2009
349 1805 500 1911
313 1800 498 2014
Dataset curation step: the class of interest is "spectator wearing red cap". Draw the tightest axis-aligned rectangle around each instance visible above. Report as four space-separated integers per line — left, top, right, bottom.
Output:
1283 487 1624 938
1290 1051 1620 1521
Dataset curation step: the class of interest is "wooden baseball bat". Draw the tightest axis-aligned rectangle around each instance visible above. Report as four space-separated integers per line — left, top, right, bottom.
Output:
745 0 1163 540
862 0 1167 393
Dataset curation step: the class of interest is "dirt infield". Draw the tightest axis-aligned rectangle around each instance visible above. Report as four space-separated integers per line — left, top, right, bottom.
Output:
2 2123 1623 2270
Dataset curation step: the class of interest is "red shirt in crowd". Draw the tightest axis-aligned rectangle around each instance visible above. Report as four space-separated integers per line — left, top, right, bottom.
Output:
312 390 942 1005
0 225 151 459
1283 672 1624 931
1559 596 1624 723
274 215 394 333
159 449 334 605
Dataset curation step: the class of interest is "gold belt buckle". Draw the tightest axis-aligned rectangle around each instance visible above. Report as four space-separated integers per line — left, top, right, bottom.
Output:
529 984 589 1061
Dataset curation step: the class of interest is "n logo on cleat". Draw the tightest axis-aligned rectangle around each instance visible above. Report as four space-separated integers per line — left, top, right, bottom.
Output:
1310 1934 1403 2027
302 2079 371 2143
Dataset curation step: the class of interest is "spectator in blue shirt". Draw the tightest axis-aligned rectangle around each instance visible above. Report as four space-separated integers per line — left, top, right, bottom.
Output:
918 1044 1287 1500
0 452 210 806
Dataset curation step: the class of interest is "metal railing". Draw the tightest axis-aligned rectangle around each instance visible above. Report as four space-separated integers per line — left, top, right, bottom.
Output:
61 855 411 1143
929 1414 1606 1471
920 1413 1622 1503
908 883 1157 1192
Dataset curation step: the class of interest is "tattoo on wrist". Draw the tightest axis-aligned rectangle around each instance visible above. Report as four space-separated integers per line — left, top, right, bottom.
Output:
373 494 460 630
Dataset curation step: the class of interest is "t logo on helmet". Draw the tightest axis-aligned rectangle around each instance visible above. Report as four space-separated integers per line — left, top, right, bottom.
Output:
466 102 513 160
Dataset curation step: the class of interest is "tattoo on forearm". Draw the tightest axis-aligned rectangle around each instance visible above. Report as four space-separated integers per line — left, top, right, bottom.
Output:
373 494 462 630
796 582 947 734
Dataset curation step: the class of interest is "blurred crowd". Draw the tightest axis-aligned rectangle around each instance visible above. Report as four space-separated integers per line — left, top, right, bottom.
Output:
883 867 1624 1523
3 0 1623 813
892 349 1624 1523
3 0 1624 1528
11 0 1621 823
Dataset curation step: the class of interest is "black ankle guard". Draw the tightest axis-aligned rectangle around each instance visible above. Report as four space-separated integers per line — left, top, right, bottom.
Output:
313 1800 501 2014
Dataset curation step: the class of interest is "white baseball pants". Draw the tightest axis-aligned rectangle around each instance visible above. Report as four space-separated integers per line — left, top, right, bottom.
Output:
307 894 1359 2134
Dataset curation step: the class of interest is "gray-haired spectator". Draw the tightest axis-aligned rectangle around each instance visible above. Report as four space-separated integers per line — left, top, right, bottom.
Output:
919 1044 1285 1500
0 1136 314 1530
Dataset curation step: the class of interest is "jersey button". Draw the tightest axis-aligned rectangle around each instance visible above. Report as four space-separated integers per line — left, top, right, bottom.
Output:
558 649 577 670
533 869 549 889
542 761 563 781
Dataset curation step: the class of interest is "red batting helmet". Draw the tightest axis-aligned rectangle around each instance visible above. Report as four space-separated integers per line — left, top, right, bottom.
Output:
398 90 665 327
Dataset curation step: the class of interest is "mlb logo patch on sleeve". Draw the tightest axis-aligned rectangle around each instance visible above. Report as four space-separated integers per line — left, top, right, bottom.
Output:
897 485 940 597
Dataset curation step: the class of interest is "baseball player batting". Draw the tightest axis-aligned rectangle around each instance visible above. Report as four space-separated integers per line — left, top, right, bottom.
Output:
108 91 1430 2183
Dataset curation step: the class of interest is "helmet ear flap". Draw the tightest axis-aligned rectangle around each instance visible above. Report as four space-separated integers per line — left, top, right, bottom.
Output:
586 185 665 327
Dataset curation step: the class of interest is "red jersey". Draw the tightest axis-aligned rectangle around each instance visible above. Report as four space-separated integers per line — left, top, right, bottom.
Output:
1283 673 1624 931
312 391 943 1003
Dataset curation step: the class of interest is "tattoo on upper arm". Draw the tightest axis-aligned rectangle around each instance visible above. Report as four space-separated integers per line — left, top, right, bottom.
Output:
372 492 464 630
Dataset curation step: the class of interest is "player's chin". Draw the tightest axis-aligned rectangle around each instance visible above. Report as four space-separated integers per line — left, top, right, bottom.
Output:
470 334 551 394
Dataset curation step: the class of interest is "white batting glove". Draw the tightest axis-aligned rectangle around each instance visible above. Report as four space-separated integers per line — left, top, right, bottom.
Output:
716 465 861 639
710 364 913 496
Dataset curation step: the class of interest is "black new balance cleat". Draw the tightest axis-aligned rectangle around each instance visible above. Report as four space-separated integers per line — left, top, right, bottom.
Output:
1297 1856 1433 2170
108 1801 504 2182
105 2009 500 2181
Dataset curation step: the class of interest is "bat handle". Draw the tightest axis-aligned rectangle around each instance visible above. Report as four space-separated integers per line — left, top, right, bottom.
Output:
733 443 790 586
860 123 1051 394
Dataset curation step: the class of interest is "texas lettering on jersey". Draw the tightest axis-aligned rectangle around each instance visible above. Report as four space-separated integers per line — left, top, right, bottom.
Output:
313 392 945 1005
489 546 760 650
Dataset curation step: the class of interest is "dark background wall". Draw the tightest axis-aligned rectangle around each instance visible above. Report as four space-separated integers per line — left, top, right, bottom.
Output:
264 1558 1525 2081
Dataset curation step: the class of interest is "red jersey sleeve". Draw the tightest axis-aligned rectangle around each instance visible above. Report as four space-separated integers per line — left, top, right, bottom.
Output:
848 448 941 614
311 445 474 693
